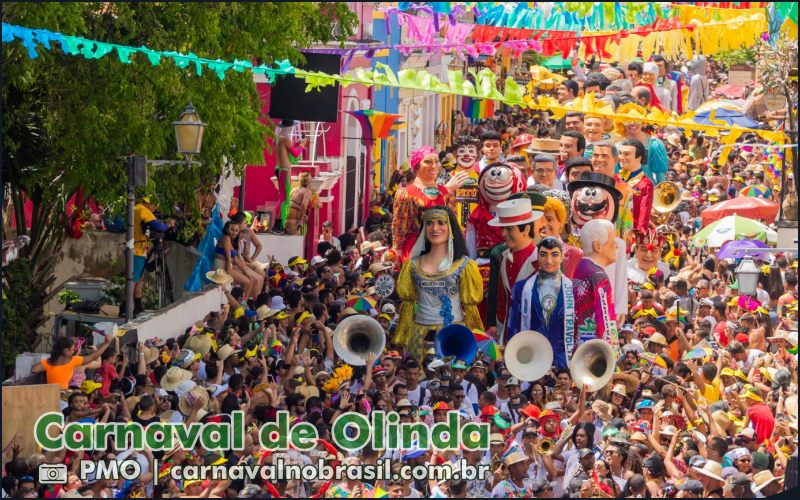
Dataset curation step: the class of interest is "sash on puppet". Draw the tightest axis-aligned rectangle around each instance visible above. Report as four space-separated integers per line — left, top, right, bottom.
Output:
507 273 576 370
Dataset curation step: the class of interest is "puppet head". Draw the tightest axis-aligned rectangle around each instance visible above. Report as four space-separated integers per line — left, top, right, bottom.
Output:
478 162 520 208
454 136 481 171
568 172 622 229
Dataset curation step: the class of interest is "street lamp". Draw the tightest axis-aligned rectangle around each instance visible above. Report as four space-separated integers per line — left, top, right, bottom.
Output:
172 102 206 159
735 256 760 296
124 102 205 322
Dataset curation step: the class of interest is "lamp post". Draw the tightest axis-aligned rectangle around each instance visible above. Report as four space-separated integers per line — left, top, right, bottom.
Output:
735 256 760 297
124 102 206 322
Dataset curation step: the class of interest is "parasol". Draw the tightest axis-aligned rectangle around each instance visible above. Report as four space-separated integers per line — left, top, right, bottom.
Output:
739 184 772 198
692 215 777 248
701 196 779 225
693 100 760 128
473 329 501 361
682 347 713 361
639 352 668 369
346 294 377 313
716 239 770 260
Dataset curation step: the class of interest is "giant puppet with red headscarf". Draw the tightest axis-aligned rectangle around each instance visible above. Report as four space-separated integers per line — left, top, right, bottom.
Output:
391 146 470 262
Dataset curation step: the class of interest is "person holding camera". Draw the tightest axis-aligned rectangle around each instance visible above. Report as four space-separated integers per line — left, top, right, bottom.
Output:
130 196 176 317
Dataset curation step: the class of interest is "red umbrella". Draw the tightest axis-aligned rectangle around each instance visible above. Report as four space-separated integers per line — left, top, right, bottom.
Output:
701 196 779 226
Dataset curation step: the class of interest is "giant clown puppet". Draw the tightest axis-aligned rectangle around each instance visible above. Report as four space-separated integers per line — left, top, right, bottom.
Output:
452 135 482 231
465 162 523 326
567 172 629 326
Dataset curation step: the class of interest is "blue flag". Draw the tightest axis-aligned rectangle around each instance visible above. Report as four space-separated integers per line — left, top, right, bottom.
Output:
184 205 223 291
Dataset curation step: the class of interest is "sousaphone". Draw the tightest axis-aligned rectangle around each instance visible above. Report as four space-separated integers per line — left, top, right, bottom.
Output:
332 315 386 366
505 331 553 382
569 339 617 392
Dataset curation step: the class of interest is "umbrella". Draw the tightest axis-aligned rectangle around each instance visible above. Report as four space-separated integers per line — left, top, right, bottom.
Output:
682 347 713 361
739 184 772 198
717 239 770 260
701 196 779 225
473 329 501 361
346 294 377 313
639 352 668 369
692 215 777 248
693 100 760 128
541 55 578 70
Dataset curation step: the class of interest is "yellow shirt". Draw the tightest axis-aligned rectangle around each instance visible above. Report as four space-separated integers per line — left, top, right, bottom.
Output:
702 377 722 404
133 204 156 257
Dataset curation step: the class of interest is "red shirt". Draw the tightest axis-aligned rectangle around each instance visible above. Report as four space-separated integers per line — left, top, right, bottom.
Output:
497 244 536 329
747 403 775 444
95 362 118 398
714 320 729 347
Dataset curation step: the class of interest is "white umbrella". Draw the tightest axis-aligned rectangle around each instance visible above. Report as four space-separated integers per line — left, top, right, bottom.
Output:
693 215 777 248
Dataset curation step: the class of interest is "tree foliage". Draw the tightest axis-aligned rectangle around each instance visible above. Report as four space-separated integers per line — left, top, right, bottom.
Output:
1 2 357 349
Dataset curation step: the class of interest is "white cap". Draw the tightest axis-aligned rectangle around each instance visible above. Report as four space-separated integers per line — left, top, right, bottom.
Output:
310 255 327 267
382 303 397 315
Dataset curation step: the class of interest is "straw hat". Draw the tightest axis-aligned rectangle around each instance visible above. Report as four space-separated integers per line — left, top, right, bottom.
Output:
611 384 628 397
693 460 725 482
297 385 320 401
752 470 782 493
125 395 141 413
256 305 279 321
647 333 669 346
488 199 542 227
591 400 614 421
159 367 193 391
216 344 241 362
526 138 560 155
178 386 211 415
504 451 528 467
142 346 160 365
185 334 213 358
205 269 234 285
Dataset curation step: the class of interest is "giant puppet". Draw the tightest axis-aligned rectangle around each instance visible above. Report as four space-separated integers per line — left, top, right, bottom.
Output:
391 146 469 262
567 172 629 325
507 237 576 369
573 219 619 346
464 162 523 326
451 135 482 230
465 162 524 258
617 138 654 233
395 206 484 362
486 198 542 343
275 120 306 231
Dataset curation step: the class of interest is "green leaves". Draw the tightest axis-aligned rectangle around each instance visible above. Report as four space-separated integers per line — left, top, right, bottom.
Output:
1 2 356 346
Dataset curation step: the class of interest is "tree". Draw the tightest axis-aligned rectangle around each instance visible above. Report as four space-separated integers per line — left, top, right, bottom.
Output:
1 2 357 372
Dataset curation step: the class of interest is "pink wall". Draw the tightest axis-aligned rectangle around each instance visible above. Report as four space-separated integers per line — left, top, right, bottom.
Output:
240 1 376 241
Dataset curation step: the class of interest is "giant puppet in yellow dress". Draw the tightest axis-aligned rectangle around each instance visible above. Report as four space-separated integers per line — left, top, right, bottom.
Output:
394 206 484 363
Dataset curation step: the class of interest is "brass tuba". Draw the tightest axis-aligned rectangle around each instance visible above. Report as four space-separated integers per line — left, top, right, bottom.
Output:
651 181 681 225
569 339 617 392
332 315 386 366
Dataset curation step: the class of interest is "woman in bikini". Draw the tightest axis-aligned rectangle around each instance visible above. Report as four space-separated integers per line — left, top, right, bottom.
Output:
285 171 313 235
215 221 259 299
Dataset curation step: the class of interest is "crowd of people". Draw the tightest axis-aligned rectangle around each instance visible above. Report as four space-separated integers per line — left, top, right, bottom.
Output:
3 50 799 499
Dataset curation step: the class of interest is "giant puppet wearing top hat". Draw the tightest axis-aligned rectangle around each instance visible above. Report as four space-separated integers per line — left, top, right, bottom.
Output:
568 171 629 325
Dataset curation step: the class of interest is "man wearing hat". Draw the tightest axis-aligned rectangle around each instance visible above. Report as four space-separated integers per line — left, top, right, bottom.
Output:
490 451 535 497
488 198 543 342
693 459 726 497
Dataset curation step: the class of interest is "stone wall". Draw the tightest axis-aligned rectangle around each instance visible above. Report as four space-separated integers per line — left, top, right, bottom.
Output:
42 230 197 338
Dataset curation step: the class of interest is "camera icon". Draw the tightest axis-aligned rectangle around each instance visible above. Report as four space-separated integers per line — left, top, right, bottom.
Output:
39 464 68 484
